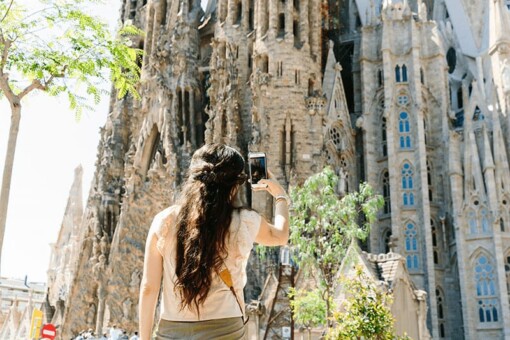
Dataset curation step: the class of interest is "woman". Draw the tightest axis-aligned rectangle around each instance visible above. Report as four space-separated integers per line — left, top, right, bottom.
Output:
139 144 290 340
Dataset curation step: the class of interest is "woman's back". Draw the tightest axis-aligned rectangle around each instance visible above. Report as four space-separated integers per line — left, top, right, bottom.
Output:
152 205 261 321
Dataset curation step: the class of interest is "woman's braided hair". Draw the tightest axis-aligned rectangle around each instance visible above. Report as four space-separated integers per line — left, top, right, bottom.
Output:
174 143 247 314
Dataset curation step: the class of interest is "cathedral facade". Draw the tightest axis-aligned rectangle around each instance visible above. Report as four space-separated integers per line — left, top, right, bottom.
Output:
46 0 510 339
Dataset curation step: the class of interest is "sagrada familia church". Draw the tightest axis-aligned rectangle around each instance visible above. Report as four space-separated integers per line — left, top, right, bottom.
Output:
12 0 509 339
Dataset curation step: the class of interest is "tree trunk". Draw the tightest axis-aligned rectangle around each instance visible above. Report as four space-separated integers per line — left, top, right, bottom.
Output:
0 103 21 274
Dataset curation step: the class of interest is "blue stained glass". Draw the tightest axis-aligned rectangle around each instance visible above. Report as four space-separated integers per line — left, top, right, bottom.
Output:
482 217 489 233
490 281 495 295
406 238 411 251
470 217 478 234
404 120 410 132
410 193 415 205
400 137 405 148
413 255 418 268
479 307 485 322
403 193 408 205
407 255 412 268
402 64 408 82
493 307 498 321
409 177 413 188
412 238 417 250
486 309 491 322
399 121 404 132
396 65 401 82
406 136 411 148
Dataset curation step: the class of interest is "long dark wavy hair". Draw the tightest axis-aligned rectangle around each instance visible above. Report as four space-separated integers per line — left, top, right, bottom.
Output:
174 143 247 314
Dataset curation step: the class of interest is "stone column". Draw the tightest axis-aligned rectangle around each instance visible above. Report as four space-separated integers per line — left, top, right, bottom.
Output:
310 0 320 59
181 89 188 144
189 89 196 148
171 91 179 144
269 0 277 36
300 0 308 47
242 0 249 30
143 3 156 69
227 0 235 25
95 284 106 335
285 0 292 38
416 290 431 340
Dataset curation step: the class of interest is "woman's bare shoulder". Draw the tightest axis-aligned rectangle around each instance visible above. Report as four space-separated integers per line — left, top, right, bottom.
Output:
156 205 180 220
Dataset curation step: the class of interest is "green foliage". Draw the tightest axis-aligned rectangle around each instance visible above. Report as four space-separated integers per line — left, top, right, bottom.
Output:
328 266 411 340
289 167 384 288
289 287 328 328
0 0 143 114
289 166 384 323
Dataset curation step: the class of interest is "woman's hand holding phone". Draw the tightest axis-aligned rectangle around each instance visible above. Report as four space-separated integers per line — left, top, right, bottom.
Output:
252 169 286 198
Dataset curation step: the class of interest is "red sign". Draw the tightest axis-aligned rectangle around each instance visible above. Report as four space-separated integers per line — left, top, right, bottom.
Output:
40 323 57 340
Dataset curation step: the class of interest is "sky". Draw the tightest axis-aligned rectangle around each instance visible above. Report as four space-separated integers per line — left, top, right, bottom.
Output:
0 0 123 283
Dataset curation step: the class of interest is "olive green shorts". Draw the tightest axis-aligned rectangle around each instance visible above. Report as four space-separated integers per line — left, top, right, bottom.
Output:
155 317 246 340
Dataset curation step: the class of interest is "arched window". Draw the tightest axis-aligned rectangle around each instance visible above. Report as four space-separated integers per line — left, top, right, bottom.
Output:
382 170 391 214
382 117 387 157
436 287 446 338
329 126 343 151
402 64 408 82
427 160 433 201
475 254 499 323
383 229 392 253
378 69 384 87
504 253 510 300
501 198 509 232
401 162 414 207
398 112 411 149
395 65 401 82
404 223 419 270
432 219 439 265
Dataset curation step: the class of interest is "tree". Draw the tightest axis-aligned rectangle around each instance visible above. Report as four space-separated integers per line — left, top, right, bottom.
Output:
0 0 142 272
289 166 384 323
289 287 328 340
328 266 411 340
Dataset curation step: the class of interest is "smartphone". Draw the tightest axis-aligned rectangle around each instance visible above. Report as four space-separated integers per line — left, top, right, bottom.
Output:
248 152 267 186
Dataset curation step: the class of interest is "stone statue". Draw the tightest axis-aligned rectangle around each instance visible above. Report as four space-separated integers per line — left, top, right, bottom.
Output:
337 167 347 196
122 298 132 320
91 237 101 262
100 233 110 257
93 254 107 278
86 303 96 325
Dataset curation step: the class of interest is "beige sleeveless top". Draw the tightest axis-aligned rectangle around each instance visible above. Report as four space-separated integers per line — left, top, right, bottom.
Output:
150 205 261 321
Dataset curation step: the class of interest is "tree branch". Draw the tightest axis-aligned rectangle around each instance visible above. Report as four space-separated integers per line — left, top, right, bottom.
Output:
0 33 11 73
18 79 44 99
18 65 67 99
0 0 14 24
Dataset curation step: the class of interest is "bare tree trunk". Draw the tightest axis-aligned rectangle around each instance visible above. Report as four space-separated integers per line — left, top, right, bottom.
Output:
0 102 21 274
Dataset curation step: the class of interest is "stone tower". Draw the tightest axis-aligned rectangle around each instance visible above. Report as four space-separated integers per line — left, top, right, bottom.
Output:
358 1 449 337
